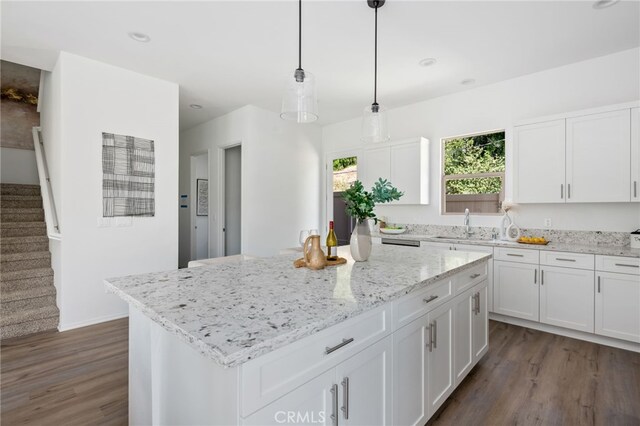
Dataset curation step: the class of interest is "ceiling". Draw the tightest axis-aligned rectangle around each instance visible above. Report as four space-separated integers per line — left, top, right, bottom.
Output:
2 1 639 130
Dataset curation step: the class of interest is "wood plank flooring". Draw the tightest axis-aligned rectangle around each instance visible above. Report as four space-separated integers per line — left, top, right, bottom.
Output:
1 318 638 425
1 318 128 425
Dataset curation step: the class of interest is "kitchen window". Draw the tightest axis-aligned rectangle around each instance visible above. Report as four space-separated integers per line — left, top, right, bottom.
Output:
442 130 505 214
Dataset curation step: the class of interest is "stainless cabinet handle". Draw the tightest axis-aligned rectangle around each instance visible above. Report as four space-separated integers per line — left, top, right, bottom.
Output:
477 292 481 315
470 273 481 279
634 181 637 198
541 269 544 285
507 253 524 257
325 338 354 355
615 263 639 268
597 276 601 293
560 184 564 199
555 258 576 262
341 377 349 419
433 320 438 349
427 323 433 352
423 295 439 304
534 269 537 284
473 293 479 315
330 384 338 426
568 183 571 199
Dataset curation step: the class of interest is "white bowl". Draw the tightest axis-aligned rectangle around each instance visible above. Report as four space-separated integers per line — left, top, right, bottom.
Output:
380 228 407 235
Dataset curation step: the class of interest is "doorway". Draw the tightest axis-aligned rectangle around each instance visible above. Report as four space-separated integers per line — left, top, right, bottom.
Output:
327 154 359 246
190 152 209 260
223 145 241 256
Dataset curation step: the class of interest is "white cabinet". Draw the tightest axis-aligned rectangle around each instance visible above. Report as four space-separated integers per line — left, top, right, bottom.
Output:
494 261 539 321
539 266 594 333
244 336 392 426
453 282 488 387
426 302 454 417
632 107 640 201
566 109 631 203
393 314 428 426
513 119 566 203
595 272 640 343
362 138 429 205
472 284 489 360
455 243 494 313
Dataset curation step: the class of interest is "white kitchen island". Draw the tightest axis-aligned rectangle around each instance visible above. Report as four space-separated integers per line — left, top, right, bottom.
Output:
105 245 491 426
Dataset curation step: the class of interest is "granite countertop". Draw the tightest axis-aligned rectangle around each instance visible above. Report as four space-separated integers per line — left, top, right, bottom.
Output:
374 233 640 258
104 245 490 368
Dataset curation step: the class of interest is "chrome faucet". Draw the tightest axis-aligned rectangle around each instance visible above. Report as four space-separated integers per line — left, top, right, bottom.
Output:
463 208 474 238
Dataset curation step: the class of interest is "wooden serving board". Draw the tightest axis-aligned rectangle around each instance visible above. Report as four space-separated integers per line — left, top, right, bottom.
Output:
517 240 550 246
294 257 348 268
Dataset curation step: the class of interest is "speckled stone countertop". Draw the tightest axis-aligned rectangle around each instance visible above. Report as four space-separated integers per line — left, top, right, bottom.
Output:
374 233 640 258
104 245 490 368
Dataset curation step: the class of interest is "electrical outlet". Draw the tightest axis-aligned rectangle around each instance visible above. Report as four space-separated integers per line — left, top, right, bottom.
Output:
544 218 552 228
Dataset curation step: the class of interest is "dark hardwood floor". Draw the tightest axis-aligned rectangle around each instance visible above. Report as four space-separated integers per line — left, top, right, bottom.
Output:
1 318 128 425
1 318 638 425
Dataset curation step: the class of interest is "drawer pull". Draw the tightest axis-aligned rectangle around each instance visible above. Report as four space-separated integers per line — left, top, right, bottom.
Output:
341 377 349 419
325 338 354 355
614 263 639 268
427 323 433 352
470 273 481 279
432 320 438 349
506 253 524 257
330 384 338 426
423 295 439 304
555 258 576 262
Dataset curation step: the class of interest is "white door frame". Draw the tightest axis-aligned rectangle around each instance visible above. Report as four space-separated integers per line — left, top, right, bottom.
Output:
324 149 363 236
217 141 242 257
190 150 211 261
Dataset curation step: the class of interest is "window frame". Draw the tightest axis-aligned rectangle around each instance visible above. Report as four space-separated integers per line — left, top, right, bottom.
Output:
440 129 506 216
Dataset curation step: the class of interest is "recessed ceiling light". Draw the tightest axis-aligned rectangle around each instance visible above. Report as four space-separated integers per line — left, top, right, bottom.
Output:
418 58 437 67
461 78 476 85
128 32 151 43
593 0 620 9
189 104 203 109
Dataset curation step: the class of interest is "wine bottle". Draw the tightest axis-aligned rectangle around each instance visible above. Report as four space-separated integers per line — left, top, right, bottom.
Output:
326 221 338 261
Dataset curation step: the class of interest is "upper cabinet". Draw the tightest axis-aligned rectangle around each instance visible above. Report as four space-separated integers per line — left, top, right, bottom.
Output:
631 107 640 202
361 137 430 205
514 103 638 204
566 110 630 203
513 120 566 203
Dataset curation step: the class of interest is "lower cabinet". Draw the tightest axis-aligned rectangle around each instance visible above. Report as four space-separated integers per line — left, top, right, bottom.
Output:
394 280 488 426
539 266 594 332
243 336 392 426
494 261 539 321
595 272 640 343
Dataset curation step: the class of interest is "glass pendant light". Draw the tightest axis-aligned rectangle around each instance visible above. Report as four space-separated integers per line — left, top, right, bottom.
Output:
281 0 318 123
362 0 389 143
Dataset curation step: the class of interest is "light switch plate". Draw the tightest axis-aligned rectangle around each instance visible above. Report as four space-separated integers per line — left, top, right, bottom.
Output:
544 218 552 228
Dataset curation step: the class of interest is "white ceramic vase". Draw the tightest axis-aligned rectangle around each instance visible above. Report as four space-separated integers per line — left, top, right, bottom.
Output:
350 221 372 262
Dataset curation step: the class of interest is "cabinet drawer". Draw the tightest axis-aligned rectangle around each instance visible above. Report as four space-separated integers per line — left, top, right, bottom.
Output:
540 251 594 270
240 304 391 417
453 262 488 295
596 255 640 275
393 278 453 329
494 247 539 264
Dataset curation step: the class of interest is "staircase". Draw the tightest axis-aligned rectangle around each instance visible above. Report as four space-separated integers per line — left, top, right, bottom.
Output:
1 183 59 339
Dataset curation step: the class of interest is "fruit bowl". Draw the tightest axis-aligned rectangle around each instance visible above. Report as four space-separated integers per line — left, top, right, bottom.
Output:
380 227 407 235
517 236 549 245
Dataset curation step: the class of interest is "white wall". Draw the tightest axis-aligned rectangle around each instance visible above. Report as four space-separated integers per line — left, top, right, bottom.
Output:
40 52 179 330
323 48 640 232
179 105 322 265
0 147 39 184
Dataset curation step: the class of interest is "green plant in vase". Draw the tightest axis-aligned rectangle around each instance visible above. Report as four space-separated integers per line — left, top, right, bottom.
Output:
342 178 403 261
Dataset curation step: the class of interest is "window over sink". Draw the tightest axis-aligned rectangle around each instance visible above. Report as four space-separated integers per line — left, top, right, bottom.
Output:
442 130 505 215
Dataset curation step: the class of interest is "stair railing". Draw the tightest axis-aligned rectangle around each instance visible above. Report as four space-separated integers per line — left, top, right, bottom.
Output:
32 126 61 241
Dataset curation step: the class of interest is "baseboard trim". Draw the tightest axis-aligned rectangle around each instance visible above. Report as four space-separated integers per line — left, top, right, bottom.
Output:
489 313 640 353
58 311 129 332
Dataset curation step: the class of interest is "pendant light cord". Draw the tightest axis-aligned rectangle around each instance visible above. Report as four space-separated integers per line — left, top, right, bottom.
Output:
373 1 378 105
298 0 302 70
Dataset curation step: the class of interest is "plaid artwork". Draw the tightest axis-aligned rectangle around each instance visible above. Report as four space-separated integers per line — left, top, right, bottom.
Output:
102 133 155 217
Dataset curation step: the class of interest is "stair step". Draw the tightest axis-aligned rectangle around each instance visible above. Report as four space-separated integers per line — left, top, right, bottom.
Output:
1 251 51 272
1 285 56 303
0 304 59 327
0 267 53 282
1 195 43 209
1 294 56 313
0 208 45 223
1 236 49 254
0 222 47 237
0 312 59 340
0 274 54 293
0 184 41 196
